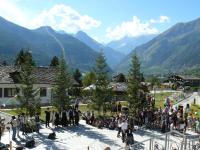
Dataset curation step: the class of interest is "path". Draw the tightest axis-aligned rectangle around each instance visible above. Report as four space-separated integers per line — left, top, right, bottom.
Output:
174 92 200 108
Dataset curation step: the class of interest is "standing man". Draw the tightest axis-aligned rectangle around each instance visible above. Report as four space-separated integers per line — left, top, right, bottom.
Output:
10 116 18 140
20 113 26 135
35 113 40 133
45 108 51 128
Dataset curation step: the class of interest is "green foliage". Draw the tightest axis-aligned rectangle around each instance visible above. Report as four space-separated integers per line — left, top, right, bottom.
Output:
15 49 36 66
127 54 144 116
52 56 71 112
82 71 96 87
115 73 126 82
73 68 82 86
50 56 59 67
17 51 41 116
146 76 161 88
92 51 113 114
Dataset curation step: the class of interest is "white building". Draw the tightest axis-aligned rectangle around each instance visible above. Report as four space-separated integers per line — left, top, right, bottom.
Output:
0 66 56 106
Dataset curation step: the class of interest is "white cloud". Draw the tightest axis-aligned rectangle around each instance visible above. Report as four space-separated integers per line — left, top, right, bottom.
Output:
106 16 170 41
0 0 28 27
30 4 101 33
150 16 170 23
0 1 101 33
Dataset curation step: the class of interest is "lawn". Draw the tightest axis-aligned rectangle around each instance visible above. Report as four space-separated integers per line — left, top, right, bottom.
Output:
154 92 174 108
190 104 200 118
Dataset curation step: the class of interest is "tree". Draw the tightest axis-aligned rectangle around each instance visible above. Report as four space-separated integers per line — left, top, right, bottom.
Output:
15 49 35 66
92 51 112 114
50 56 59 67
82 71 96 87
127 53 144 116
52 56 71 112
17 51 40 116
116 73 126 82
73 69 82 86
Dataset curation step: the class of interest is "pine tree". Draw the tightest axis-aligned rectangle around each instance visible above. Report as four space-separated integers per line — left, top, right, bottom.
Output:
50 56 59 67
82 71 96 87
17 52 40 116
92 51 112 114
15 49 36 66
127 53 143 116
73 68 82 86
52 56 71 112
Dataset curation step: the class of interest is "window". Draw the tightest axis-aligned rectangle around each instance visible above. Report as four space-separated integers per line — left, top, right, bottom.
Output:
4 88 17 97
0 88 2 98
40 87 47 97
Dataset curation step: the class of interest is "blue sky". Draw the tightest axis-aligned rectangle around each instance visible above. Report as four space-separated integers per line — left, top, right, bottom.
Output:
0 0 200 43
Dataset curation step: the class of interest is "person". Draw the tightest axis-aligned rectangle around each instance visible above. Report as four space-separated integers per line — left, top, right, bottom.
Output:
90 111 95 125
20 113 26 135
74 109 80 125
126 125 134 146
35 113 40 133
51 110 55 127
194 98 196 105
54 112 60 127
117 102 122 113
16 115 21 137
68 108 72 126
10 116 18 140
61 109 67 127
117 117 122 138
74 98 80 109
45 108 51 128
121 119 128 143
0 117 5 142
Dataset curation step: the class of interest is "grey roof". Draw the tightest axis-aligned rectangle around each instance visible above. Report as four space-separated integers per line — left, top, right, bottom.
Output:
0 66 56 84
171 75 200 80
0 66 19 84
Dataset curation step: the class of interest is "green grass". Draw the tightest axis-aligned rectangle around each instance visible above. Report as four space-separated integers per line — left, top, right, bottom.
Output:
154 92 174 108
190 104 200 118
1 107 56 121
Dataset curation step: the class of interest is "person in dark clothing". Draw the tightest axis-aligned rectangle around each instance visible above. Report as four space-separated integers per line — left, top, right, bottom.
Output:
69 108 74 126
35 113 40 133
61 110 67 127
126 126 134 146
54 112 59 127
90 111 95 125
74 109 80 125
117 102 122 113
45 108 51 128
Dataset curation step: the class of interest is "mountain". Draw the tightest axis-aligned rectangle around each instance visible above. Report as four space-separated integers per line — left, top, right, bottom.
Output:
107 35 156 55
74 31 125 69
0 16 99 71
117 17 200 74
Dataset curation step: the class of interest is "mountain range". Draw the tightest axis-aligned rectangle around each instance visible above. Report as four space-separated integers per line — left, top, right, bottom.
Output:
1 15 200 75
107 35 156 55
0 16 102 71
117 17 200 74
74 31 125 69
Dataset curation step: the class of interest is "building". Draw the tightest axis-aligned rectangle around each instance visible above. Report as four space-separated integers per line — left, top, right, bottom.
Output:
0 66 76 106
168 75 200 87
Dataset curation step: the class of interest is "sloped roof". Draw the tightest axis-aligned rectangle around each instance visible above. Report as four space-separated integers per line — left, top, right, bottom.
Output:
0 66 69 84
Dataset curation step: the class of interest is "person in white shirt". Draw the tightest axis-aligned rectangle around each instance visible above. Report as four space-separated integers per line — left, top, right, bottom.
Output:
10 116 18 140
121 119 128 143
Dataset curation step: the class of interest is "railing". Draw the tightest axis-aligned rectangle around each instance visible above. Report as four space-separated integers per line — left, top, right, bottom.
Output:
119 130 199 150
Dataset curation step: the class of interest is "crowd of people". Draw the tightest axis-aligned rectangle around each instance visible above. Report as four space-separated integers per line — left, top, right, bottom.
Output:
6 106 81 141
83 98 200 146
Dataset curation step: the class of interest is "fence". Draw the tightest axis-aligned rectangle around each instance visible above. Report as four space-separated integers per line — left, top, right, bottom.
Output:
119 130 199 150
